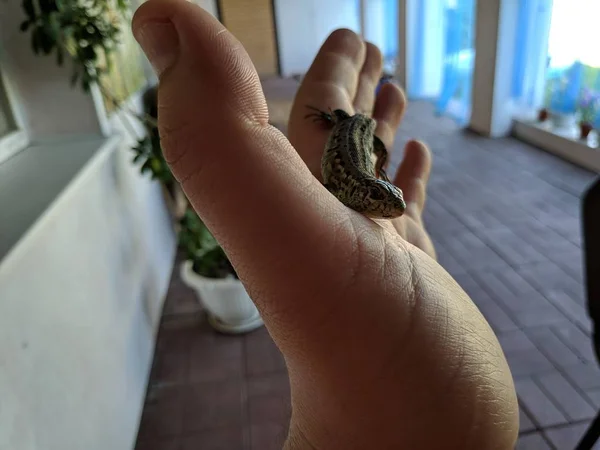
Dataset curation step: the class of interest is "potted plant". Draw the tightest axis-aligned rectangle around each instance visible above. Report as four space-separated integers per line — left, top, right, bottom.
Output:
577 88 599 140
177 208 263 334
18 0 263 334
538 82 550 122
538 58 552 122
547 72 578 129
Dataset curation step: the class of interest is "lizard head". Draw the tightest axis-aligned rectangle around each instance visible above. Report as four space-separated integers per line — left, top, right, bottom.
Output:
362 179 407 219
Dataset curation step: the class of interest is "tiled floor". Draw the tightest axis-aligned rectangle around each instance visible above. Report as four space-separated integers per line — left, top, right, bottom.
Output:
135 79 599 450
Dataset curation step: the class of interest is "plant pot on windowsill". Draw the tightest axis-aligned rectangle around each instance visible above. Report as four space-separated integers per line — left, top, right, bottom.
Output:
180 260 263 334
549 111 577 129
580 121 594 140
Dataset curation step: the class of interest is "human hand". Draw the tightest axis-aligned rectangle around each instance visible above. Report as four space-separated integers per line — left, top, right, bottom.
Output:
132 1 519 449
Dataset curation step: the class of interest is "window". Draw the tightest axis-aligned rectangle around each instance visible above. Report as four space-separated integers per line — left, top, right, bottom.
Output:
406 0 476 125
0 77 16 137
511 0 599 171
361 0 399 74
543 0 600 127
0 66 29 164
99 0 150 114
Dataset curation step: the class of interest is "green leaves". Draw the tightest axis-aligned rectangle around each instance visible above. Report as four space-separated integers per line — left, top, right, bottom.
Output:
18 0 132 90
30 26 42 54
178 208 238 279
131 134 175 184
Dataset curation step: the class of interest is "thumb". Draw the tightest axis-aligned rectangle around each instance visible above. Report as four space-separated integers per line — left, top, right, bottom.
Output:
132 0 356 329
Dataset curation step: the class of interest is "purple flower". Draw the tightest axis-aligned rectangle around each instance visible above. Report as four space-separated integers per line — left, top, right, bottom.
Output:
578 88 600 123
581 88 592 104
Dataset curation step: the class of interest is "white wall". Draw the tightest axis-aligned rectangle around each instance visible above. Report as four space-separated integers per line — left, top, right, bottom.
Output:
193 0 219 18
396 0 410 88
275 0 361 77
0 135 175 450
402 0 443 98
419 0 444 97
488 0 519 137
469 0 498 135
0 1 104 140
470 0 553 137
363 0 386 55
0 3 177 450
469 0 521 137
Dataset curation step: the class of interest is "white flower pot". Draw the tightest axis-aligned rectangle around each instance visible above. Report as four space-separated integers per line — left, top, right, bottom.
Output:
180 261 263 334
549 111 576 129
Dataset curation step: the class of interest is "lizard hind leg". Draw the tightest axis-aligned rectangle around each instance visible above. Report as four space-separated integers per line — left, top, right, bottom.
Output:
373 135 391 182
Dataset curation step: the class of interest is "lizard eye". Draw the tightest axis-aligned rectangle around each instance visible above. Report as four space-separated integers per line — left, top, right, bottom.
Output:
369 187 385 201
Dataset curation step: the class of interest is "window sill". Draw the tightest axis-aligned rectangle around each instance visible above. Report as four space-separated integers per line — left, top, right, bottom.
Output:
0 135 115 261
512 119 600 172
0 129 29 165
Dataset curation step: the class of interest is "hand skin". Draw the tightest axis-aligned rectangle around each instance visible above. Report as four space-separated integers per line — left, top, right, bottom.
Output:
132 1 519 449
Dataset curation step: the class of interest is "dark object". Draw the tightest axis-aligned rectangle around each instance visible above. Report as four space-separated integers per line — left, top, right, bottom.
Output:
538 108 549 122
178 208 238 279
576 176 600 450
131 86 173 185
376 74 395 95
142 84 158 120
580 122 593 140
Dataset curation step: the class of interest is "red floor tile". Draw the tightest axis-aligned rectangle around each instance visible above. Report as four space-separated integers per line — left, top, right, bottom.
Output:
182 380 246 433
180 427 246 450
544 422 597 449
516 432 552 449
249 423 289 450
137 385 186 440
244 328 287 377
188 326 244 383
135 438 179 450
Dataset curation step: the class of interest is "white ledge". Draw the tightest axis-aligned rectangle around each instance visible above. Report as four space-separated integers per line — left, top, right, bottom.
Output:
0 134 116 260
513 119 600 173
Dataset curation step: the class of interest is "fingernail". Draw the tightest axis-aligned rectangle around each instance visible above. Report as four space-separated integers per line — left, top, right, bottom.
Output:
135 21 179 76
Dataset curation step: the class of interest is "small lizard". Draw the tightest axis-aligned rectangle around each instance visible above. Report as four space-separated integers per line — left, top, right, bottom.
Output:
306 106 406 219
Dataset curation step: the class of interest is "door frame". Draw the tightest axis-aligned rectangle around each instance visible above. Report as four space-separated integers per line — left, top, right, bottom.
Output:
216 0 282 76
